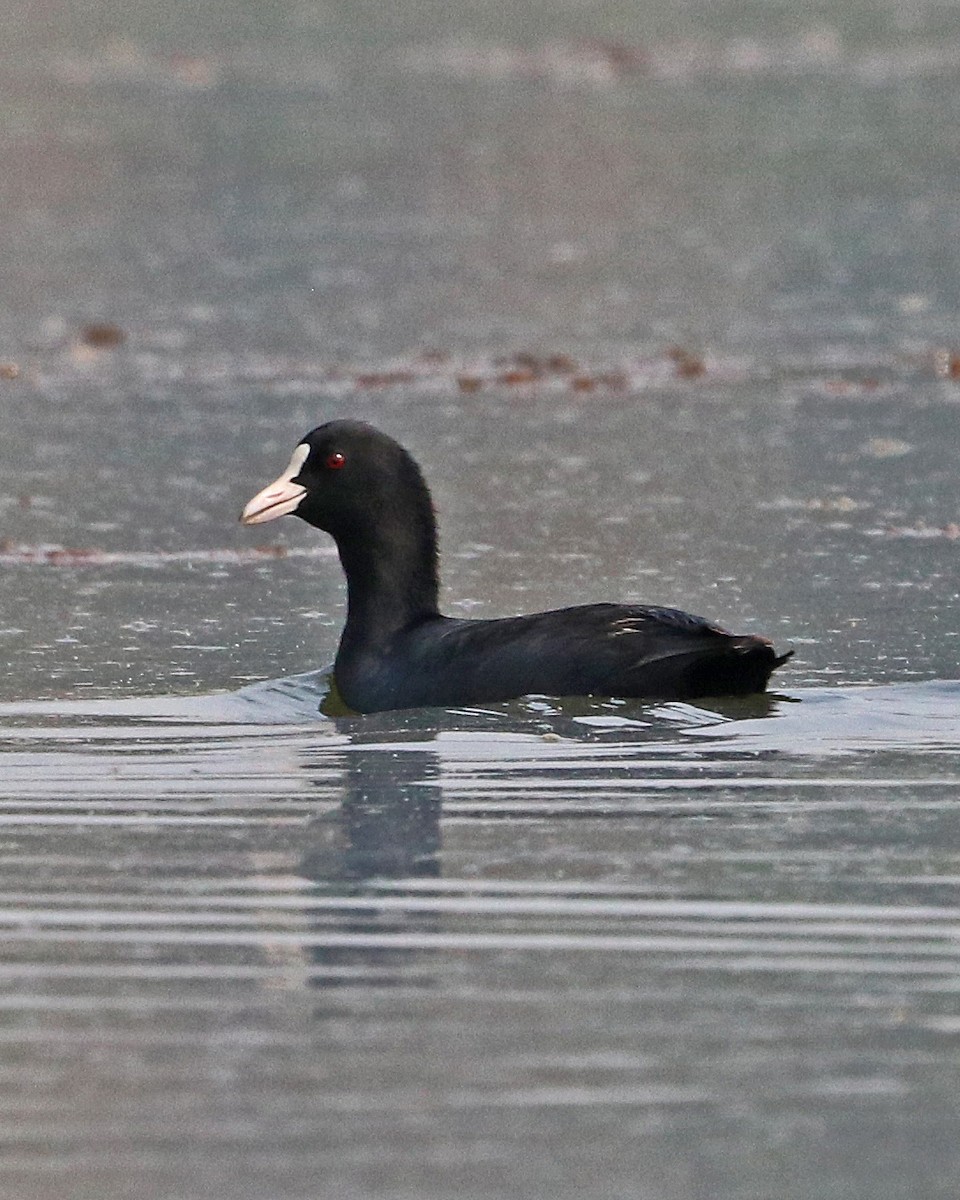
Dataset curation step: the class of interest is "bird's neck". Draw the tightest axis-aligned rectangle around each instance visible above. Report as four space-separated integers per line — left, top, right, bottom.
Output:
334 512 441 646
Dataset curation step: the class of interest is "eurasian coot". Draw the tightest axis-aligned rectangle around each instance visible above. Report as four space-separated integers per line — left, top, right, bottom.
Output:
241 420 790 712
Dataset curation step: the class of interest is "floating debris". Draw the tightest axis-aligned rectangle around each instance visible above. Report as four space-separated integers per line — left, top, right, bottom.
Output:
666 345 706 380
497 367 539 386
0 544 336 566
545 353 578 373
148 345 949 401
80 323 126 348
497 351 581 377
353 370 417 388
401 32 959 87
933 349 960 380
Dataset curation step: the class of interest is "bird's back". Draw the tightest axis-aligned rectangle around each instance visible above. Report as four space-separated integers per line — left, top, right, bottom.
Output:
334 603 788 712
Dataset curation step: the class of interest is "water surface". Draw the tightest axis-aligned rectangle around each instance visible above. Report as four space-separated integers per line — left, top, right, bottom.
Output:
1 678 959 1199
3 1 960 1196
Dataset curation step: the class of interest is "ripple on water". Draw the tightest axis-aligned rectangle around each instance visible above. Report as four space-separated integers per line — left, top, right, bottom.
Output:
0 677 958 1196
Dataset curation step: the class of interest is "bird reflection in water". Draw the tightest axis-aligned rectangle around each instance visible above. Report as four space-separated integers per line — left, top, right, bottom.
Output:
297 711 445 990
291 685 790 992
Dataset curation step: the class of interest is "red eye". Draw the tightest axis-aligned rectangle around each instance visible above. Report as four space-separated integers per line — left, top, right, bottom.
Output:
325 452 346 470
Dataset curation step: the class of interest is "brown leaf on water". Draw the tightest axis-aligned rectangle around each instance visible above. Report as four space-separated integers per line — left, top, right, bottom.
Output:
499 352 580 377
569 372 627 392
497 367 539 386
666 346 706 379
933 348 960 380
45 547 100 563
546 353 578 373
81 323 126 348
353 371 416 388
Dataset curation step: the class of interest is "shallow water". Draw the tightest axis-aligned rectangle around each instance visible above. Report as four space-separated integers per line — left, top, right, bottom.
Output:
4 0 960 1197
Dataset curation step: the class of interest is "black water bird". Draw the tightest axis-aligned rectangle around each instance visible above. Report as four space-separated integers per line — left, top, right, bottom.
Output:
241 420 790 713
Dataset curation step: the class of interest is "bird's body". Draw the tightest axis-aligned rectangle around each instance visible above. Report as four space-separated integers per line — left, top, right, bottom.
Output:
335 604 783 712
241 420 790 713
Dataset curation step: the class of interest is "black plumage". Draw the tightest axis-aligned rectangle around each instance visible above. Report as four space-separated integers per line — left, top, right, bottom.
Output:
241 420 790 713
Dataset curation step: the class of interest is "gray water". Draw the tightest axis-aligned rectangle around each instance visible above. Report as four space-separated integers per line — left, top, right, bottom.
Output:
2 2 960 1197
